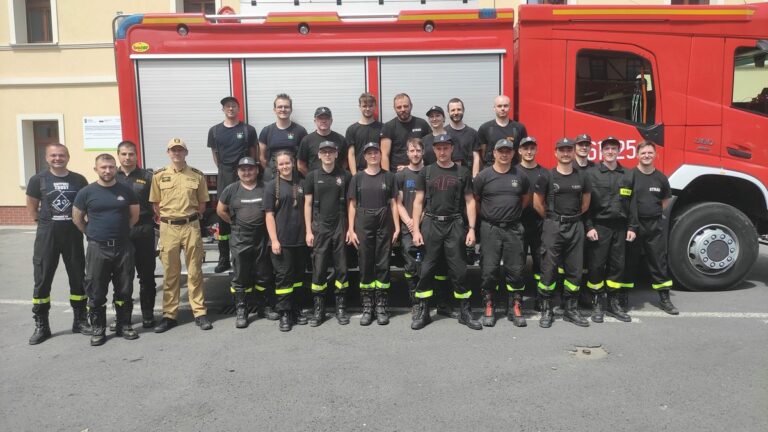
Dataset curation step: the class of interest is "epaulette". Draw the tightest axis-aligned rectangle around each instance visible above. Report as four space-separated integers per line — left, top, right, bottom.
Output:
154 167 166 174
191 167 205 176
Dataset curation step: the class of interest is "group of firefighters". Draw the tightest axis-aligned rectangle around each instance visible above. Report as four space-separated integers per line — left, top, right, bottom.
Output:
26 91 680 345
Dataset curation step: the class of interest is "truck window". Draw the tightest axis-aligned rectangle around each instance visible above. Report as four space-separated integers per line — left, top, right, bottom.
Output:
575 49 656 125
731 46 768 117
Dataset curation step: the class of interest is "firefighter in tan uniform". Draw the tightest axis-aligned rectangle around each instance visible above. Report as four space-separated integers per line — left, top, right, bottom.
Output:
149 138 213 332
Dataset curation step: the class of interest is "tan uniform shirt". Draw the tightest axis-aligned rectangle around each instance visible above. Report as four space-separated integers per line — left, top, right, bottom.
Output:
149 164 209 219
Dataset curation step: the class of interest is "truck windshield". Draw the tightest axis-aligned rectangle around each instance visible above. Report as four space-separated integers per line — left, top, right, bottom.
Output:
731 42 768 117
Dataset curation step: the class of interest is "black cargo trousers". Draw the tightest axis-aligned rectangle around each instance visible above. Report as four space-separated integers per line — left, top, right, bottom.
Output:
32 221 87 313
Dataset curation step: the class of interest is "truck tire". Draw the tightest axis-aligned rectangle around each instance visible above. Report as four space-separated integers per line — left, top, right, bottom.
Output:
668 202 758 291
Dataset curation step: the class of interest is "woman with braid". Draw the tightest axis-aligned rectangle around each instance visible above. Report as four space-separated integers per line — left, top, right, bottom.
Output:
264 151 308 331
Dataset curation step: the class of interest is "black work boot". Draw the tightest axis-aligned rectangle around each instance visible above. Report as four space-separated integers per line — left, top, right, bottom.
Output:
562 295 590 327
293 305 308 325
411 299 431 330
140 289 156 328
72 305 93 335
234 291 248 329
407 279 418 318
90 306 107 346
115 305 139 340
108 317 118 333
591 290 605 323
458 299 482 330
359 290 374 326
539 298 554 328
481 290 496 327
552 291 565 317
375 289 390 325
256 292 279 321
214 239 231 273
308 294 325 327
29 312 51 345
606 290 632 322
278 311 292 332
618 289 630 313
508 293 527 327
335 293 350 325
658 289 679 315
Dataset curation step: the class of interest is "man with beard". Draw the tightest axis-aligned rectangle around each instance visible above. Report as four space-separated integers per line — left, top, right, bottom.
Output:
380 93 430 172
346 93 382 175
478 95 527 168
445 98 482 177
73 154 140 346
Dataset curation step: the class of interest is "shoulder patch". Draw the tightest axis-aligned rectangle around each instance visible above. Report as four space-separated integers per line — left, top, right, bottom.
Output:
154 167 166 174
190 167 204 176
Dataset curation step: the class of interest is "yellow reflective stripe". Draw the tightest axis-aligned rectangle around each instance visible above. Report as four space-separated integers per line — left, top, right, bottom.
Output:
253 284 267 292
557 267 565 275
454 291 472 299
415 290 433 299
359 282 375 289
244 287 254 293
230 287 236 293
538 281 556 291
434 275 448 281
587 281 604 290
403 272 414 279
334 280 348 289
142 16 207 24
506 284 524 292
534 274 541 281
275 287 293 295
69 294 87 301
218 234 230 240
621 282 635 289
375 280 390 289
606 280 623 289
311 283 327 292
620 188 632 197
563 280 580 292
32 297 50 304
292 282 303 288
652 280 674 290
114 300 125 306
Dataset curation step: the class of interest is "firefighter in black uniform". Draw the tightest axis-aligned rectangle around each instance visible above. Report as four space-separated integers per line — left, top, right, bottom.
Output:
112 140 156 330
396 137 425 313
584 137 636 323
624 141 679 315
534 137 592 328
73 154 140 346
217 157 272 329
347 142 399 326
208 96 258 273
474 139 531 327
573 134 596 171
518 137 547 299
304 141 352 326
411 134 481 331
264 151 308 332
26 143 92 345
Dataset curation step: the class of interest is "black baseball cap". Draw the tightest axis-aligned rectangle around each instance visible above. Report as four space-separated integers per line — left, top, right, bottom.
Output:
555 137 575 149
221 96 239 106
433 134 453 145
318 141 337 151
426 106 445 117
600 136 621 148
574 134 592 145
237 157 257 167
495 139 515 150
314 107 332 118
362 142 380 152
519 137 537 147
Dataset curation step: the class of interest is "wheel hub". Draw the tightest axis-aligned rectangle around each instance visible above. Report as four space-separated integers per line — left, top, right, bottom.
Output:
687 225 739 275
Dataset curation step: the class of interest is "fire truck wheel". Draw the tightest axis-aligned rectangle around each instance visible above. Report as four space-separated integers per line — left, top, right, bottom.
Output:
668 202 758 291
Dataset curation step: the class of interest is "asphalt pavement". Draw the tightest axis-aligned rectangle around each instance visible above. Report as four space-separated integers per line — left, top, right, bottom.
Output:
1 227 766 432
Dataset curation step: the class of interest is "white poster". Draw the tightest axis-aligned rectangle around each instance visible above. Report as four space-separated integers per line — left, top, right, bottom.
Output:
83 116 122 151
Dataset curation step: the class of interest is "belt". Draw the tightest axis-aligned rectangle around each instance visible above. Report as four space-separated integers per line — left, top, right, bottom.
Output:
546 213 581 223
486 220 520 229
425 213 462 222
90 239 126 247
160 214 199 225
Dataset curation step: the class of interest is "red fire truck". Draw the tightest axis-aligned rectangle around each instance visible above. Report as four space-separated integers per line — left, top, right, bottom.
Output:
113 4 767 291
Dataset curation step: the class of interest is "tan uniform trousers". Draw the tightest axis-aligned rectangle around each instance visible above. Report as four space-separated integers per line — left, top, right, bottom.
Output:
158 220 206 318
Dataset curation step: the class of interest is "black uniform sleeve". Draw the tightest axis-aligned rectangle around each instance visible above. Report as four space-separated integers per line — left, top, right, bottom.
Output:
295 124 309 144
415 168 427 192
387 172 398 200
380 121 395 140
627 170 639 233
73 186 88 211
297 136 310 163
472 169 485 196
247 124 258 149
520 170 530 195
258 125 271 144
347 174 359 202
207 125 216 150
461 167 473 195
477 122 490 146
303 171 315 196
26 175 41 199
534 171 549 195
263 181 277 212
583 169 596 231
219 182 234 206
127 187 139 205
661 175 672 200
470 129 481 152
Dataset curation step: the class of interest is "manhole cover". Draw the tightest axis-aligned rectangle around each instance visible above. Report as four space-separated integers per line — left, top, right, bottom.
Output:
569 344 608 359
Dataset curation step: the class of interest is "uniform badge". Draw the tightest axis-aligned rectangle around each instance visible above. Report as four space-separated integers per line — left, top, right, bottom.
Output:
237 132 244 140
511 179 519 188
117 195 125 201
336 177 342 186
381 183 387 190
287 133 295 140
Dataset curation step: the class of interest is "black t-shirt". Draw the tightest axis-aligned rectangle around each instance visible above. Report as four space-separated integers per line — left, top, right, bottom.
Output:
116 168 153 226
446 124 481 166
416 163 472 216
422 134 464 166
535 169 592 216
519 164 547 221
473 165 529 223
380 116 430 168
304 167 350 224
395 167 422 218
477 119 527 165
348 170 397 209
573 159 596 172
297 131 348 173
73 182 139 241
219 181 266 233
633 168 671 218
26 170 89 222
345 121 383 171
207 122 257 165
263 177 305 246
258 122 308 162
